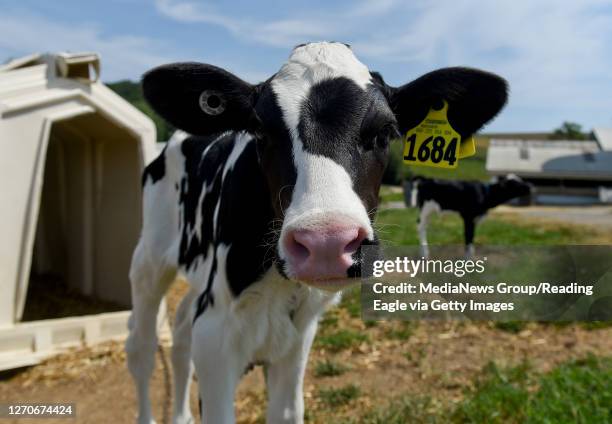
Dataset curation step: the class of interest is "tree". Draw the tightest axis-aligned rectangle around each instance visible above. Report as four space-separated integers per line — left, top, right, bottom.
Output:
551 121 586 140
107 80 175 141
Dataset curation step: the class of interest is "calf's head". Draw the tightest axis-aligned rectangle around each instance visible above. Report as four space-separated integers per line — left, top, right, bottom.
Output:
142 42 508 287
492 174 533 203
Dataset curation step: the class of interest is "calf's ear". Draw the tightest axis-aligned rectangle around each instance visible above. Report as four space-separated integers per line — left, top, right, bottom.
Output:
142 62 257 136
388 67 508 138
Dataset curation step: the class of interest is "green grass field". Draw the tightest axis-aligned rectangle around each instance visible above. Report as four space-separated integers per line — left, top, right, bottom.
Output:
378 185 405 203
349 355 612 423
454 355 612 423
374 207 598 246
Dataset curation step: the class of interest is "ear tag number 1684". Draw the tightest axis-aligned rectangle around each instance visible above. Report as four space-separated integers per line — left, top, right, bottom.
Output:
403 101 473 169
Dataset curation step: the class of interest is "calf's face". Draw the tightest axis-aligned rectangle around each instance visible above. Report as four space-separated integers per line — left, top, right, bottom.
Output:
255 44 398 285
495 174 533 199
142 42 508 288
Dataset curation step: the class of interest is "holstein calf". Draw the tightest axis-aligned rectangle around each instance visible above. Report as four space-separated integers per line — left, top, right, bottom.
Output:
125 42 507 424
411 175 532 257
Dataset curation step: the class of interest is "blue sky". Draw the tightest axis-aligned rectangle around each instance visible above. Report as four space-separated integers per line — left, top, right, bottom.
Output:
2 0 612 132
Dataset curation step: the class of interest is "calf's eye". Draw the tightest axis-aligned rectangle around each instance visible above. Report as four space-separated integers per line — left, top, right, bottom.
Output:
374 134 389 149
361 123 399 151
374 125 400 149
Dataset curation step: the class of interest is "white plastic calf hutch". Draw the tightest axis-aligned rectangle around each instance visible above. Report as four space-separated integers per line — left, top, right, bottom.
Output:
0 52 159 370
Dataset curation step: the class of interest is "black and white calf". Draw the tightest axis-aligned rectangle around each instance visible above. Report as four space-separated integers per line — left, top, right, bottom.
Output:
411 175 532 257
125 42 507 424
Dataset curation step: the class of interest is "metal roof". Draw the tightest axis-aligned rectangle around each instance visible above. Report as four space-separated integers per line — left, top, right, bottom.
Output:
486 139 612 180
594 128 612 151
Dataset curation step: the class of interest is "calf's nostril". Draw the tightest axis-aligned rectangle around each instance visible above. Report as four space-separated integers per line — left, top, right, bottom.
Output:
344 237 361 254
287 232 311 261
343 229 366 254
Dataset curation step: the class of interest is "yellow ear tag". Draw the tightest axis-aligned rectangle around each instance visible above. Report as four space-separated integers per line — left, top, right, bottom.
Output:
403 101 463 168
458 136 476 159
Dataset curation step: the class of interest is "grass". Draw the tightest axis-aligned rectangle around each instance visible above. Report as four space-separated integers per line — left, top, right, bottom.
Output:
374 207 598 246
494 321 527 333
384 321 416 341
403 347 427 366
406 153 489 182
339 287 362 318
318 384 361 408
452 360 532 423
348 355 612 423
454 355 612 423
314 360 349 378
527 355 612 422
315 329 369 352
355 397 445 424
379 185 405 203
582 321 612 330
319 312 340 329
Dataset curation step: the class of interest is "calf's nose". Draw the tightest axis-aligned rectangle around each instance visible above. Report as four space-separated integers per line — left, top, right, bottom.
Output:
283 225 367 280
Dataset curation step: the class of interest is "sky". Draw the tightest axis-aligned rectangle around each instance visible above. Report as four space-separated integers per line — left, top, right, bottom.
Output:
1 0 612 133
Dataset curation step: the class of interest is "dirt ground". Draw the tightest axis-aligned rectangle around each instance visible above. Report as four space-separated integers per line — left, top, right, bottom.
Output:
1 292 611 424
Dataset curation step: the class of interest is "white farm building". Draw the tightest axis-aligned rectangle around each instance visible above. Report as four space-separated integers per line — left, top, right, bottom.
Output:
486 129 612 203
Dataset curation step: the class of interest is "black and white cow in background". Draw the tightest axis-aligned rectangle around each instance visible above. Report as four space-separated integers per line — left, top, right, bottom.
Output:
411 175 532 258
125 42 507 424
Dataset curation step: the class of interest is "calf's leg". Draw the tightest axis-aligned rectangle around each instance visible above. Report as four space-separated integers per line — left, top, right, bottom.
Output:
265 320 318 424
418 200 440 258
192 312 246 424
171 288 198 424
463 216 476 257
126 243 175 424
